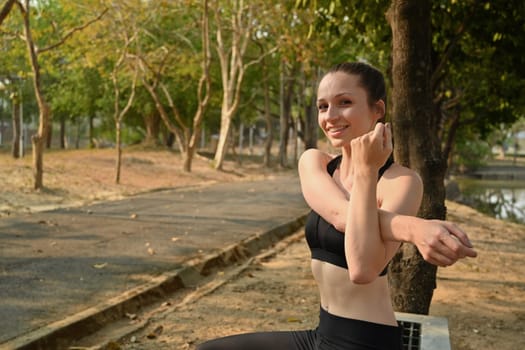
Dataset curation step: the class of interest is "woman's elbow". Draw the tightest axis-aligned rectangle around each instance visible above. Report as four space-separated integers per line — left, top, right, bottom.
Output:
348 267 377 285
333 218 346 232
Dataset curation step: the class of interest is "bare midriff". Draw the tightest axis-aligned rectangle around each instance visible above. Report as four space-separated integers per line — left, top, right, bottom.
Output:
311 259 398 326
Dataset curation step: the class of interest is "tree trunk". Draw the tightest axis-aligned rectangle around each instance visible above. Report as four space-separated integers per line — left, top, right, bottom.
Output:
31 105 50 190
185 0 211 172
302 68 320 150
278 61 295 168
212 0 257 170
75 119 81 149
443 110 461 172
165 131 175 148
0 0 16 27
238 122 244 164
59 117 66 149
183 147 193 172
112 59 137 185
262 57 273 167
214 107 233 169
16 0 105 188
115 120 122 184
303 95 318 150
46 121 52 148
142 80 186 155
89 115 95 148
143 112 161 146
11 95 20 158
387 0 447 315
20 0 50 190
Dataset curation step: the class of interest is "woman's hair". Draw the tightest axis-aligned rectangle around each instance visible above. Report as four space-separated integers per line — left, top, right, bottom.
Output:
327 62 387 112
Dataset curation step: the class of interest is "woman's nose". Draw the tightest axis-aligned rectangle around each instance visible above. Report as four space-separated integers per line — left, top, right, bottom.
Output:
326 105 339 120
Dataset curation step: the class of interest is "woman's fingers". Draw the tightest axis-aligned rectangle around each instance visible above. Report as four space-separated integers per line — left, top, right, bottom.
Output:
351 123 392 169
416 220 478 266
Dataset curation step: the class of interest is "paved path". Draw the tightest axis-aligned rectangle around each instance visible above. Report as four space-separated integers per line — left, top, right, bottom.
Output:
0 175 308 349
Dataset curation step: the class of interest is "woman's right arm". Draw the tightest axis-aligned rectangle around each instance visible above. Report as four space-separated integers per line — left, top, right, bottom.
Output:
298 149 477 267
298 148 348 230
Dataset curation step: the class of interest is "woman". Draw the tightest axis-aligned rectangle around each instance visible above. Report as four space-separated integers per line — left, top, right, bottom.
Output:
197 62 476 350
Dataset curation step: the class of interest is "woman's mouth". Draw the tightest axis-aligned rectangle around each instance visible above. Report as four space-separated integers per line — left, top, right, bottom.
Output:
327 125 348 137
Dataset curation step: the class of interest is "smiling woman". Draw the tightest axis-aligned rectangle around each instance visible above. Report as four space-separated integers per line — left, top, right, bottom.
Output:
196 62 477 350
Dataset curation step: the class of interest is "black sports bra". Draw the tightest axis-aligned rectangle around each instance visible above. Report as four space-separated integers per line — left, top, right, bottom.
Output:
305 155 394 276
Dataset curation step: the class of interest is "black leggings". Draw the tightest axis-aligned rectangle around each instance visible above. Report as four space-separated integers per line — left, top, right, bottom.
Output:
197 307 402 350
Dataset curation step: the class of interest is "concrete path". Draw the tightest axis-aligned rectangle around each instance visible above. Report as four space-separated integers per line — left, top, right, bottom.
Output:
0 174 309 349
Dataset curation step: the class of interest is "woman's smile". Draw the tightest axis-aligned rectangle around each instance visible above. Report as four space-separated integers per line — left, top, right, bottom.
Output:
326 125 349 137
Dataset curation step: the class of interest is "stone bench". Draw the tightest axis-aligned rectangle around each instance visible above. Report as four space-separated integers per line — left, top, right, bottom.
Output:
396 312 451 350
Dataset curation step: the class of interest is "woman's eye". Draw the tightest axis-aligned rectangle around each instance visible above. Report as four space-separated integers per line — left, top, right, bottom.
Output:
340 100 352 106
317 104 328 111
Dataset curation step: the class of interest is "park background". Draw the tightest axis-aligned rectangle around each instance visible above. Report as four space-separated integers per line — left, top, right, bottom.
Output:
1 0 524 349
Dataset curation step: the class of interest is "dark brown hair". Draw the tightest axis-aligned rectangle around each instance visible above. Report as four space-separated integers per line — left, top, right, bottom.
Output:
327 62 387 115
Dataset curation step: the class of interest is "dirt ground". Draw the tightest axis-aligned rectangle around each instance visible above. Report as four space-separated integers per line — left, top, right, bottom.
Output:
1 147 524 349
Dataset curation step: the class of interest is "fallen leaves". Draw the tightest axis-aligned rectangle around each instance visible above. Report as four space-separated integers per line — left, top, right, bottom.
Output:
145 242 155 255
125 312 137 320
146 325 164 339
93 262 108 269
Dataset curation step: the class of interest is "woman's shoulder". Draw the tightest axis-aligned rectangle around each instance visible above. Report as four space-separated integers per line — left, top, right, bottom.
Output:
383 162 423 189
378 162 423 213
299 149 339 168
298 150 342 181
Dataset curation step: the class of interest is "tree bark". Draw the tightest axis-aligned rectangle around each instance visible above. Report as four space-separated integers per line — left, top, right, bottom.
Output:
185 0 211 172
112 54 137 184
387 0 447 315
89 115 95 148
46 121 52 148
262 56 273 168
214 106 233 169
278 61 295 168
212 0 255 170
115 120 122 183
18 0 50 190
0 0 16 27
59 117 66 149
11 94 20 158
302 67 320 150
143 112 161 146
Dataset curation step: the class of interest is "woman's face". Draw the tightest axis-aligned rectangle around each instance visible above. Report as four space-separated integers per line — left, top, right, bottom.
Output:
316 71 383 148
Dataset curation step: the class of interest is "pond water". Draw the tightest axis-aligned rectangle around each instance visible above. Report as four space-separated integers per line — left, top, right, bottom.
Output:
454 178 525 224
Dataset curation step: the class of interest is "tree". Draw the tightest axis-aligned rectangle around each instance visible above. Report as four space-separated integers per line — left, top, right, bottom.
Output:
17 0 53 190
430 0 525 168
211 0 277 170
185 0 212 171
385 0 525 314
387 0 445 315
8 0 107 189
131 0 212 172
112 37 138 184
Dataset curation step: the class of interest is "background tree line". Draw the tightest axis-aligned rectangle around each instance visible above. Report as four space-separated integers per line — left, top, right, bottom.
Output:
1 0 524 314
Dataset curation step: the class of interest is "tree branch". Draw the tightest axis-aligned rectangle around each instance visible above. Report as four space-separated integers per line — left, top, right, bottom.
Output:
430 0 480 91
119 68 138 119
0 0 16 27
160 82 186 130
38 7 108 54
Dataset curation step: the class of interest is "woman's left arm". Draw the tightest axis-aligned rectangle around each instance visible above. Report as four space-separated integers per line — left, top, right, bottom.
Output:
345 123 401 284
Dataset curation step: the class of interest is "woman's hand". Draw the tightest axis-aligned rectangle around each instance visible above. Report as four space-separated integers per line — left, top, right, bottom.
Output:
408 217 478 266
350 123 392 174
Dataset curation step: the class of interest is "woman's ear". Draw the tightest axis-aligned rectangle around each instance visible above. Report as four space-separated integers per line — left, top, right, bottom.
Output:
373 100 386 122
